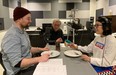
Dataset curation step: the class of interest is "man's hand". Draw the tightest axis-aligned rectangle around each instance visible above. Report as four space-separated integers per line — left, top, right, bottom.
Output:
56 38 63 43
38 54 50 62
39 47 49 51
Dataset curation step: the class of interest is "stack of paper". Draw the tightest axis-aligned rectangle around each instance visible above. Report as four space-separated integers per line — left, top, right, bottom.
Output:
33 59 67 75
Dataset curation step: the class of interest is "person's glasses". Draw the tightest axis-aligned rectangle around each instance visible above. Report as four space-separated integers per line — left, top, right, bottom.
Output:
94 24 102 27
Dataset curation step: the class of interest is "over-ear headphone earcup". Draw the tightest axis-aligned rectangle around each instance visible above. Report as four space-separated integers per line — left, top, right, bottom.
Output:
98 17 112 36
103 17 111 35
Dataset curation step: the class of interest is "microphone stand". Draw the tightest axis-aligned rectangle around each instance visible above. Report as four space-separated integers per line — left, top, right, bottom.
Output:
66 23 75 43
72 28 75 43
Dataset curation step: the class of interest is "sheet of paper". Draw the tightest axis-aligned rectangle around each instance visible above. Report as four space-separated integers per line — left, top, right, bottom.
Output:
38 58 63 66
33 59 67 75
33 65 67 75
60 43 66 47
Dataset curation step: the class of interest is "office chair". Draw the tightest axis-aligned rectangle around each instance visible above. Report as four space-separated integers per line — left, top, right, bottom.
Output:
86 21 95 41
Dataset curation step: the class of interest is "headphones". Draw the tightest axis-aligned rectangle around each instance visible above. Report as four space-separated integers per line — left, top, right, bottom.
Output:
97 17 112 36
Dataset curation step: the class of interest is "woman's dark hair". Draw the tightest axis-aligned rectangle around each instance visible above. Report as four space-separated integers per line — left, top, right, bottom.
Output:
97 16 112 36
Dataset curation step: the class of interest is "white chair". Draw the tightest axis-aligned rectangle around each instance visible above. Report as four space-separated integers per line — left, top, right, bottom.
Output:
0 31 6 51
0 31 6 75
0 64 4 75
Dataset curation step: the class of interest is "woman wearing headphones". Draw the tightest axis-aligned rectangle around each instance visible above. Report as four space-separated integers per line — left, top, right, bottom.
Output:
69 17 116 75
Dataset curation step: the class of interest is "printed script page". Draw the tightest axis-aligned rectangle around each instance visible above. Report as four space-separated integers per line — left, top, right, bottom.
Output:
33 59 67 75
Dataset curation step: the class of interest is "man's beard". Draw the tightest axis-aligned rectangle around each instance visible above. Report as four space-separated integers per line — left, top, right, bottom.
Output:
21 24 29 29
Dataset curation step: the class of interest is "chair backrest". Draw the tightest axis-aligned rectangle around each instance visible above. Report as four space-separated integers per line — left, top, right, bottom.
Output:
86 21 95 40
86 21 93 31
42 23 52 33
0 53 6 75
44 27 51 39
0 52 2 63
37 34 47 47
0 64 4 75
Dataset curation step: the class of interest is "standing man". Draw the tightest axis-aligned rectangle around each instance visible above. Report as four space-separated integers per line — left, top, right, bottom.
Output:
1 7 49 75
48 19 64 45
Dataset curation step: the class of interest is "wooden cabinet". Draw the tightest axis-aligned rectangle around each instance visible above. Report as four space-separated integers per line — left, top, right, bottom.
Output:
105 15 116 33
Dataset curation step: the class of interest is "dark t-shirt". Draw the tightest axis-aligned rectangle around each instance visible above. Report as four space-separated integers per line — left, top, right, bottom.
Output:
49 27 64 45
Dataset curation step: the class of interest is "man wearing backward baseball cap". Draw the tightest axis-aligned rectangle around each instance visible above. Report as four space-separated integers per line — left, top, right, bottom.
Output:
1 7 50 75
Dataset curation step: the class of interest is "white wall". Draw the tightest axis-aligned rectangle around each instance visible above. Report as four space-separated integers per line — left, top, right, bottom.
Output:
0 0 13 30
9 8 14 18
109 5 116 15
27 3 51 11
21 0 51 11
21 0 27 8
96 0 109 16
36 19 70 27
90 0 96 24
0 0 4 18
66 10 90 19
104 0 109 15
